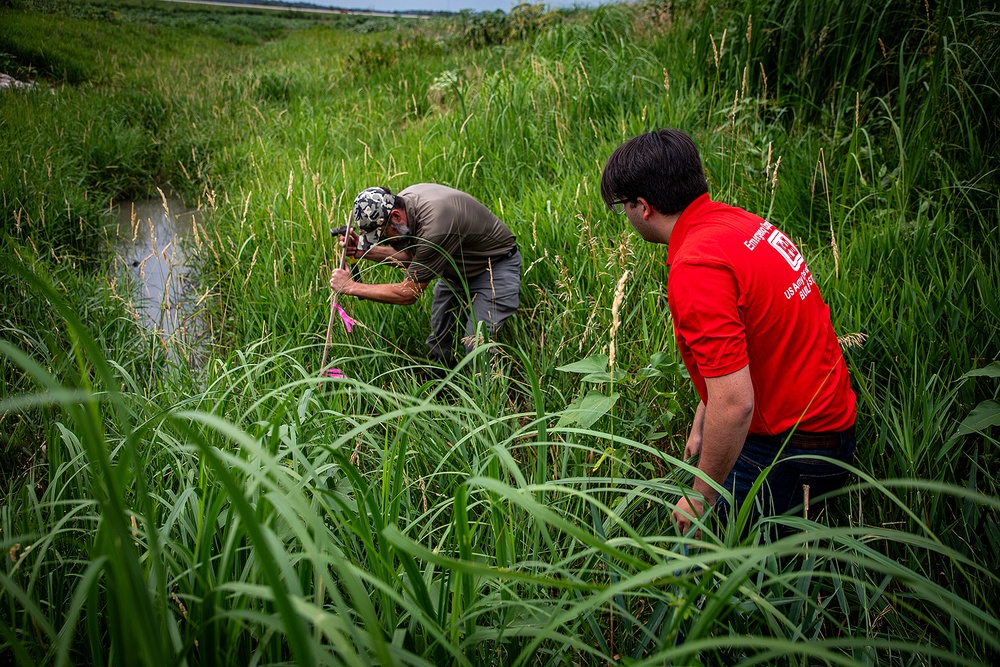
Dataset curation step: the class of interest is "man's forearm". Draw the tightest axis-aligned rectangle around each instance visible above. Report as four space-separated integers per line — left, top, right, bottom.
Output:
359 245 411 267
693 367 755 505
693 404 751 504
339 279 422 306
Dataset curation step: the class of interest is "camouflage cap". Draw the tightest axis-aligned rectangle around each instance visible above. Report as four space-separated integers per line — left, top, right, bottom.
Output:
352 187 396 233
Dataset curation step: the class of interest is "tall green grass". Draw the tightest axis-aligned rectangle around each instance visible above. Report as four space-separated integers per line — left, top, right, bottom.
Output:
2 0 999 663
3 259 998 663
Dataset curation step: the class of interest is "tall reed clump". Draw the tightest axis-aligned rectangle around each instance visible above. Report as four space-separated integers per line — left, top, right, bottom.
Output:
2 0 999 664
3 264 998 664
710 0 1000 223
0 2 289 482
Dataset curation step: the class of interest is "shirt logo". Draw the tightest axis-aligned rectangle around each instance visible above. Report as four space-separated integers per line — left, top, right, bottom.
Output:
767 229 804 271
744 221 774 250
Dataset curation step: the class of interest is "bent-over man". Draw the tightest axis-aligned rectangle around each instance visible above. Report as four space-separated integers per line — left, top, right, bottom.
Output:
330 184 521 366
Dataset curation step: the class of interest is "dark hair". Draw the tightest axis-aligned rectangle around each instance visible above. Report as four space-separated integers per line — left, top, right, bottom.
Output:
600 129 709 215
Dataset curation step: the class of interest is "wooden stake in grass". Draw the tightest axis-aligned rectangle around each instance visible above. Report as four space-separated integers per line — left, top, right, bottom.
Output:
321 213 356 373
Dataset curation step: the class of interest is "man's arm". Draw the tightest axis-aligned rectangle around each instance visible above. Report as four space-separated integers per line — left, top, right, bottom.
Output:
329 268 428 306
353 244 413 267
340 232 413 267
673 365 754 533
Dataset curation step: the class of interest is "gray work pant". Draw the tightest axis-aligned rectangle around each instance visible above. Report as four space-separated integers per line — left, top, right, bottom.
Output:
426 248 521 365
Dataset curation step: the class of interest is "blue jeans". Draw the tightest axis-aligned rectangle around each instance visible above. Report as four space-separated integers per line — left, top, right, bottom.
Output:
717 428 856 528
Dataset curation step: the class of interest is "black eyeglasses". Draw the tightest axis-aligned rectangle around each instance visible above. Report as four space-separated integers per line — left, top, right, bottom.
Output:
610 199 632 215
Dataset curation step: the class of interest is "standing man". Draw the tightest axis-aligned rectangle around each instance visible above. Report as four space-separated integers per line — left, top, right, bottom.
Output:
600 129 857 534
329 184 521 367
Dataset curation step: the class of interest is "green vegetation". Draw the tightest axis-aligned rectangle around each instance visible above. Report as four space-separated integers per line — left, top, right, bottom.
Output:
2 0 998 664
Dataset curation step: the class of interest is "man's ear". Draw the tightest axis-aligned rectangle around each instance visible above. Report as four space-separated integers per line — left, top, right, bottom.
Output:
389 208 406 225
635 196 654 220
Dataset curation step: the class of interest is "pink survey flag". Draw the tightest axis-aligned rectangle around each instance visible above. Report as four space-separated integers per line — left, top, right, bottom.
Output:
335 302 355 333
324 368 346 379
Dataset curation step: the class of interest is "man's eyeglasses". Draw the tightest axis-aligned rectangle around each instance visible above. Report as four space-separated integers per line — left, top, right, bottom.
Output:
610 199 632 215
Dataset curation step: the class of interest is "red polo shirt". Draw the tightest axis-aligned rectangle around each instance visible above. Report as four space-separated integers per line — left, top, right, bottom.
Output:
666 194 856 435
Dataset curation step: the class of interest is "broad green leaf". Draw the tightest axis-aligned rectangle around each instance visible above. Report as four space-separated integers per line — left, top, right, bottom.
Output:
636 367 663 380
649 351 672 366
955 400 1000 437
555 354 608 375
557 390 619 428
581 369 628 383
647 352 686 375
961 362 1000 380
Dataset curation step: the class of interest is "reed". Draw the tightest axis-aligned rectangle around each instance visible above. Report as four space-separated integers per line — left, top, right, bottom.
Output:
2 0 998 664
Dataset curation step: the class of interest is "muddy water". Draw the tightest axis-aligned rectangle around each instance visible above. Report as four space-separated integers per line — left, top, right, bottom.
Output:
112 192 204 359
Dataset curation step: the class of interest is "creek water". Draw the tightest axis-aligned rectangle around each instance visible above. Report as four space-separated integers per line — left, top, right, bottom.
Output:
112 192 204 360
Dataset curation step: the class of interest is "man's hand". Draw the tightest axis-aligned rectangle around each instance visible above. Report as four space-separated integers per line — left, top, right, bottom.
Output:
338 230 362 259
329 268 354 294
672 496 706 536
684 429 703 460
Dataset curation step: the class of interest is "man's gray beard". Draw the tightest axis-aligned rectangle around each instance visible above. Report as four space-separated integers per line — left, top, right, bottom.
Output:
386 222 416 252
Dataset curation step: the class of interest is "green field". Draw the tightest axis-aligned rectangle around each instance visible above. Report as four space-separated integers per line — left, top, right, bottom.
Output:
2 0 999 664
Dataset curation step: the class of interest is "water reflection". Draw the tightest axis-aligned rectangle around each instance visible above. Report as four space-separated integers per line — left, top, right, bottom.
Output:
113 191 204 361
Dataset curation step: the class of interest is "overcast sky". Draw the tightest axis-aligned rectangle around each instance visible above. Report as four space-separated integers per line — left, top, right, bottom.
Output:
308 0 611 13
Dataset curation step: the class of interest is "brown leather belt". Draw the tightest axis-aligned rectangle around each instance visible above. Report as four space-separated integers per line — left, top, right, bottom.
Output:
750 424 855 450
